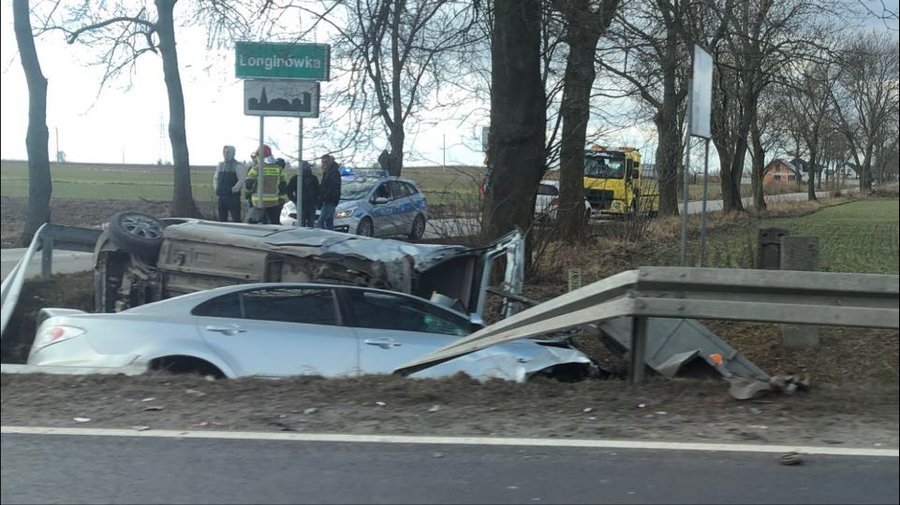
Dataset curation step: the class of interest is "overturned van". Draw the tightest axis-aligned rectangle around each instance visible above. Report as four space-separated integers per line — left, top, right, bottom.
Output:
94 212 525 320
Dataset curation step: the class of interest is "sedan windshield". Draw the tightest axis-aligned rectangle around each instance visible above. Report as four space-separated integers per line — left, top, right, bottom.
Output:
340 179 379 201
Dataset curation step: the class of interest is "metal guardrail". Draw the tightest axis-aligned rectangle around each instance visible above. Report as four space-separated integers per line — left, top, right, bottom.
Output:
39 224 102 278
395 266 900 383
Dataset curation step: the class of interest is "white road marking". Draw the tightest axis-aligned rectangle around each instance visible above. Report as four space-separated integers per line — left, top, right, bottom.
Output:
2 426 897 457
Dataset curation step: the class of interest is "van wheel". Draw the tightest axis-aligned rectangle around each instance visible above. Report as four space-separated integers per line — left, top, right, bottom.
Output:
108 211 164 262
409 214 426 240
357 217 374 237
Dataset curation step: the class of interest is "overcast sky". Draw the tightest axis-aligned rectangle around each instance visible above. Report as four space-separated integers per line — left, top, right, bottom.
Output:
1 0 896 168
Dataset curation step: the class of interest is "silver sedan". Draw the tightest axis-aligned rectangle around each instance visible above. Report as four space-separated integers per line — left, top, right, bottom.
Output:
29 283 596 382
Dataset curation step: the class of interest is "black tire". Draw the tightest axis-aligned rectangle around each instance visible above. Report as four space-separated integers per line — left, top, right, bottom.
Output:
107 211 164 261
408 214 426 240
357 217 374 237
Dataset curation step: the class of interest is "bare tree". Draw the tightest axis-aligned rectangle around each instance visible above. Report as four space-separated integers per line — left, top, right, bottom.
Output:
781 51 842 201
13 0 52 246
706 0 830 212
285 1 482 176
830 32 899 191
483 0 546 243
553 0 618 239
46 0 251 217
596 0 693 217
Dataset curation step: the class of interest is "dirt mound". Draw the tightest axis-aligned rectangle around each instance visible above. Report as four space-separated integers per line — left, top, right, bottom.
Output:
1 196 215 247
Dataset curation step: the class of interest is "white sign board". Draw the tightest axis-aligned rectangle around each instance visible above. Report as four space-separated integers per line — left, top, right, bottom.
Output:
244 79 320 118
690 46 713 139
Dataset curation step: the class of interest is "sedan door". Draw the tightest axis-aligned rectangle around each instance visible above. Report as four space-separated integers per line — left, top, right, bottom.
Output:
193 286 359 377
388 181 415 234
338 288 470 374
368 182 397 236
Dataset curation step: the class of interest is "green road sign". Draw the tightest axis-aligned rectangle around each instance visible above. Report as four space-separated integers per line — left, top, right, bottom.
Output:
235 42 330 81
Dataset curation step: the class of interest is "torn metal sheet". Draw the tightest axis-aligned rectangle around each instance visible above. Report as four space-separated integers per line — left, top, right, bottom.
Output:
410 343 595 383
595 317 770 382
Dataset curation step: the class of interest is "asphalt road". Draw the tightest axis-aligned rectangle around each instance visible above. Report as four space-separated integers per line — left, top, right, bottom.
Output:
0 248 93 282
2 432 897 504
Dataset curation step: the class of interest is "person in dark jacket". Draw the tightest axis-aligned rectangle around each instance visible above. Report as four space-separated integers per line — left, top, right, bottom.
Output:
316 154 341 230
286 161 320 227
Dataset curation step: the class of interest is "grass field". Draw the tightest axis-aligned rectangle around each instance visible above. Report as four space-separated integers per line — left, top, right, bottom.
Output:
4 159 847 207
665 200 900 274
0 160 482 205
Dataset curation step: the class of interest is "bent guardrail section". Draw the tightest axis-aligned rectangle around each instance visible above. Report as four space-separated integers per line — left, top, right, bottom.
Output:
395 267 900 383
1 224 47 338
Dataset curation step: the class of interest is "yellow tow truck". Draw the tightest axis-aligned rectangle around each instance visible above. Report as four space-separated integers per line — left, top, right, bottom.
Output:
583 145 659 217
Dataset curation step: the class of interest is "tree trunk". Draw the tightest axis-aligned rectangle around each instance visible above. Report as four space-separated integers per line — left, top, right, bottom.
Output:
483 0 545 245
13 0 52 246
387 128 405 177
749 115 766 210
807 147 819 202
557 26 600 240
861 144 874 191
654 23 682 217
654 109 682 215
386 1 405 177
156 0 199 217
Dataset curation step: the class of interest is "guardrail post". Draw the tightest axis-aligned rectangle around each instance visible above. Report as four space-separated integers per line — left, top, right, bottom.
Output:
780 236 821 349
629 316 648 384
41 234 54 279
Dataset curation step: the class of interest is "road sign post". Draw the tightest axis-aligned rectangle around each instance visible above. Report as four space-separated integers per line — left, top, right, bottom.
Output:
236 41 330 227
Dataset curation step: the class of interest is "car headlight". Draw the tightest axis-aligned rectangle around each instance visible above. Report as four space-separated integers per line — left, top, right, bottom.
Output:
335 207 356 219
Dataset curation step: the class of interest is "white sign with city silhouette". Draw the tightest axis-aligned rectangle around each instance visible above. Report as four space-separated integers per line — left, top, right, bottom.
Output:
243 79 320 118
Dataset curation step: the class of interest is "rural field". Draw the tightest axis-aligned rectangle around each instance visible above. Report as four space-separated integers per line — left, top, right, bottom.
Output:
0 158 828 207
0 159 484 205
661 200 900 274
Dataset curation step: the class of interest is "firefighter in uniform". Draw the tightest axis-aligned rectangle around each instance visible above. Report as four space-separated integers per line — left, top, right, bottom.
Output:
244 144 287 224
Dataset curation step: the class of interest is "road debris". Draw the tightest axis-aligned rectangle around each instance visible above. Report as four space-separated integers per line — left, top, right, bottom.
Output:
72 417 91 423
131 425 150 431
428 405 441 413
143 405 164 411
778 451 803 466
303 407 318 415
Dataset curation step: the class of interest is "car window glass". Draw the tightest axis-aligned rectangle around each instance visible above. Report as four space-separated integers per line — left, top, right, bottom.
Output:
341 179 379 201
391 181 410 198
195 288 338 325
192 293 242 318
346 290 468 336
537 183 559 196
239 288 338 325
373 183 392 200
403 182 419 195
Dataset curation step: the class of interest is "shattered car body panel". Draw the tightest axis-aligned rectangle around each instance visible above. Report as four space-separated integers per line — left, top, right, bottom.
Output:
94 217 525 319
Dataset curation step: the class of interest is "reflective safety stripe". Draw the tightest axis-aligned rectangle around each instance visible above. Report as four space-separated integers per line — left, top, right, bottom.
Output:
251 164 283 207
